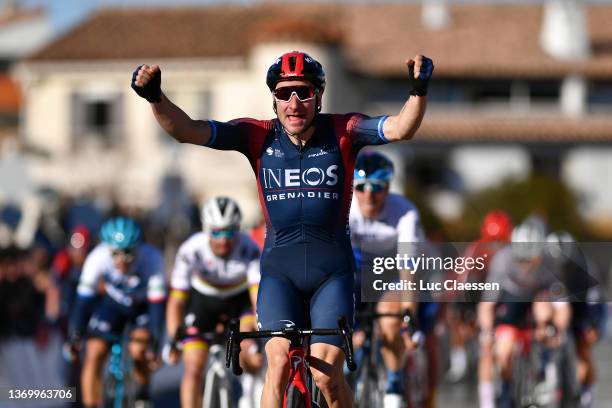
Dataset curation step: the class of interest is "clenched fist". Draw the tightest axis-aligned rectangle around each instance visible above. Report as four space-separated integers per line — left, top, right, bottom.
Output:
131 64 162 103
406 55 434 97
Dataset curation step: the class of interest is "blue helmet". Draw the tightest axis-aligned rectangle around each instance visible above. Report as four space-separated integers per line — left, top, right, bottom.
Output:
100 216 142 250
354 151 394 183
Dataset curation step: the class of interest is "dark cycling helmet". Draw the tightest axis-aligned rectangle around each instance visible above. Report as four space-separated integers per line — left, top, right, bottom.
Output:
100 217 142 250
266 51 326 92
354 151 394 183
480 210 512 242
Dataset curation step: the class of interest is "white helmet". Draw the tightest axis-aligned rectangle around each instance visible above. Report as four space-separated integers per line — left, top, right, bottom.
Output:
511 215 548 260
546 231 576 260
201 196 242 231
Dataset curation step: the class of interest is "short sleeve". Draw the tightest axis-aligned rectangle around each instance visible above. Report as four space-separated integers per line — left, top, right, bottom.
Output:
346 113 390 150
76 246 105 297
205 118 272 161
146 250 167 302
170 242 193 292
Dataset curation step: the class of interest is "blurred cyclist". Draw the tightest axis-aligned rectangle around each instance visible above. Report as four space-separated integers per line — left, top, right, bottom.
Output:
164 196 262 408
132 49 433 407
445 211 513 400
349 151 438 407
65 217 166 408
547 231 606 407
50 225 93 331
478 216 571 408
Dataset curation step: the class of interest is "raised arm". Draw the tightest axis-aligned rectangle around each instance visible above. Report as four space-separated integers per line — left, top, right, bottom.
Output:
131 64 212 145
382 55 434 142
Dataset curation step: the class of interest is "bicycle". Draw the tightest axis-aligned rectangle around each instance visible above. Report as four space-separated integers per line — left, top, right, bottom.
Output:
166 323 242 408
103 334 150 408
352 307 423 408
226 315 356 408
498 323 574 408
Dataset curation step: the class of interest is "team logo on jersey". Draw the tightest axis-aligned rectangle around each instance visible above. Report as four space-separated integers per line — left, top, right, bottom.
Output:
262 165 338 188
266 147 274 156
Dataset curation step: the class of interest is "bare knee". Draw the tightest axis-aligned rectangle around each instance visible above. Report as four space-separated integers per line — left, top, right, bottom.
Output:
84 338 109 370
183 347 207 383
265 340 290 385
309 344 345 397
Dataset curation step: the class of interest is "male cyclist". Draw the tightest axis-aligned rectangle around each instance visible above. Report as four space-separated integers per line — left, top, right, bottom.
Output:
547 231 606 407
478 216 571 408
164 196 262 408
132 50 433 407
65 217 166 408
447 211 512 402
349 151 438 407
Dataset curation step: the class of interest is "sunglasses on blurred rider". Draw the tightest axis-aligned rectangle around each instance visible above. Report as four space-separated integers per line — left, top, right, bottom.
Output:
210 228 238 239
273 86 317 103
111 249 135 262
354 180 388 193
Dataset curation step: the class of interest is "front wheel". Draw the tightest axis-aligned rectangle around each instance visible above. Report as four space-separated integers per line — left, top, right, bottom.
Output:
204 366 234 408
285 383 308 408
354 363 383 408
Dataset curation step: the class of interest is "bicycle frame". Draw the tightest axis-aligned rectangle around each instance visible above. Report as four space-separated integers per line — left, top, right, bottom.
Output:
226 316 356 407
203 343 232 408
285 346 310 408
107 342 127 408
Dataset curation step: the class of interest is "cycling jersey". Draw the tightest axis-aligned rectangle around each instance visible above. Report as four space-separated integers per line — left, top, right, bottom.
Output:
350 192 423 260
69 243 166 343
350 193 423 299
76 243 166 306
483 246 566 327
205 114 389 345
170 231 260 298
483 246 562 304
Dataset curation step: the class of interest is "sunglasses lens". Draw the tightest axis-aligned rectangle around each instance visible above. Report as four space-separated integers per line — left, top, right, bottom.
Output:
355 181 387 193
112 249 134 261
211 229 237 239
274 86 315 102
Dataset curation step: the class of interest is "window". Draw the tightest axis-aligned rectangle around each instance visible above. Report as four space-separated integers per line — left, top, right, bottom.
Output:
72 92 123 149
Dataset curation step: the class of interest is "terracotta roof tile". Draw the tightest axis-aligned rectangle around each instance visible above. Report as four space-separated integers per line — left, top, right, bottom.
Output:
0 74 21 113
28 5 341 61
0 7 44 28
26 4 612 79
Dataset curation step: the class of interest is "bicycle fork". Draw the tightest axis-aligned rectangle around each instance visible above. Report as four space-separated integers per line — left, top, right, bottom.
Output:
284 347 311 408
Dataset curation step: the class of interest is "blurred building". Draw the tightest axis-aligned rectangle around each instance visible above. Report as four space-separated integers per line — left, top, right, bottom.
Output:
12 1 612 229
0 1 50 211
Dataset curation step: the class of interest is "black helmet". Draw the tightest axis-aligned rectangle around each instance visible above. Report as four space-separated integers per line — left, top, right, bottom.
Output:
266 51 326 92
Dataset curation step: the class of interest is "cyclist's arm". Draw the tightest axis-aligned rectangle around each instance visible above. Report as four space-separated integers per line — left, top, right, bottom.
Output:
552 302 571 332
166 242 193 338
397 206 423 307
477 302 496 336
246 243 261 313
382 56 432 142
68 248 102 336
151 92 213 146
382 95 427 142
166 290 188 339
147 272 167 350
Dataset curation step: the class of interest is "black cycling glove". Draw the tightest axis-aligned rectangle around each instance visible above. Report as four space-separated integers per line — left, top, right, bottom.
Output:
408 57 434 97
131 65 162 103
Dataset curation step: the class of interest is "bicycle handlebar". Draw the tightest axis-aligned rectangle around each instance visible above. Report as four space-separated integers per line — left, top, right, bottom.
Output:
226 315 357 375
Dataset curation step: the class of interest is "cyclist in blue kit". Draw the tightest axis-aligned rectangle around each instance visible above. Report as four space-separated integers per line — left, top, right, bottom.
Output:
132 50 433 407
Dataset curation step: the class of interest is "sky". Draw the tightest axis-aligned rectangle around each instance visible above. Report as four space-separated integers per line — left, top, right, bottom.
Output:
14 0 612 37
